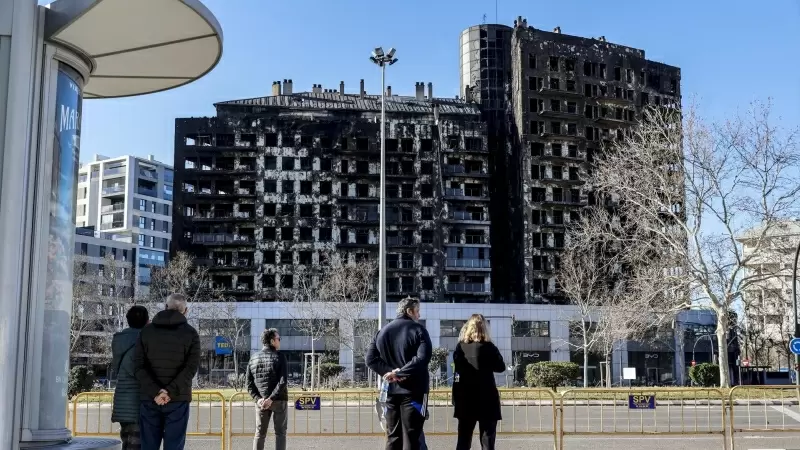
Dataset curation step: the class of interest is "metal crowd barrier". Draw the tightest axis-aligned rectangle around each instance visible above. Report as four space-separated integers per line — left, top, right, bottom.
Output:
228 389 557 449
728 385 800 450
70 390 226 450
559 387 728 450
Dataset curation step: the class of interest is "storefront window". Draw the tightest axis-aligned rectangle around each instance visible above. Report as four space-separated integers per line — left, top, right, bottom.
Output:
628 351 675 384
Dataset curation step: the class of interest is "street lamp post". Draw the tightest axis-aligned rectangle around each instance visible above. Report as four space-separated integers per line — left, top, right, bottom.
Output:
791 240 800 387
369 47 398 333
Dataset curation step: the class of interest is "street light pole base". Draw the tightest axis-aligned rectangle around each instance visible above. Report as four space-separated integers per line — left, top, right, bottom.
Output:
20 438 120 450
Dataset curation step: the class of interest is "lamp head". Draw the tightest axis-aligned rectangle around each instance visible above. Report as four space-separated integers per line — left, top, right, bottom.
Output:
386 47 396 58
372 47 384 58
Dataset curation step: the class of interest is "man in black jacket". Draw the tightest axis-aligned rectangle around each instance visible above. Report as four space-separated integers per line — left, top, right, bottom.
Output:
367 297 432 450
246 327 288 450
134 294 200 450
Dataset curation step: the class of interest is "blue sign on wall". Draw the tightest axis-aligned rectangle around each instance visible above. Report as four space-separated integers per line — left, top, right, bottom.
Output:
790 338 800 356
295 396 321 411
628 395 656 409
214 336 232 355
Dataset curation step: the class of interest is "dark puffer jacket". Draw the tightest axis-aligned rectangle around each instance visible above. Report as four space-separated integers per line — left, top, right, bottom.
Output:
111 327 142 423
134 309 200 403
246 346 288 402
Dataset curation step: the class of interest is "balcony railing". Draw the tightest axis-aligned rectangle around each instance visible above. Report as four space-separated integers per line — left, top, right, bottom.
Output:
139 169 158 180
388 260 414 269
387 237 414 246
449 211 486 221
192 234 253 244
238 188 252 195
210 258 254 268
233 211 252 219
101 204 125 213
444 188 464 197
446 283 489 293
99 222 125 230
137 186 157 197
446 259 491 269
444 165 465 174
102 185 125 195
103 167 126 177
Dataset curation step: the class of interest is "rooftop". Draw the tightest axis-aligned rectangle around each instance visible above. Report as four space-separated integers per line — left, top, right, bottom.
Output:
215 91 482 116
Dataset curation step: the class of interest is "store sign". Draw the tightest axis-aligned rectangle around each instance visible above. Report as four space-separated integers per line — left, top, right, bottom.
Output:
644 353 659 359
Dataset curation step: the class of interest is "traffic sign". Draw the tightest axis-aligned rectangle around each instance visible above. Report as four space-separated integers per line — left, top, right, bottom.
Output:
742 359 750 367
790 338 800 355
691 360 696 367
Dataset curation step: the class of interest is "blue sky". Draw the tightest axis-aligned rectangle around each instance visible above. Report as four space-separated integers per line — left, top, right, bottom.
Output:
75 0 800 166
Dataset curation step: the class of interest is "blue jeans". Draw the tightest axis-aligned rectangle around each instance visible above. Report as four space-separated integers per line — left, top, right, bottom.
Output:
420 431 428 450
139 401 190 450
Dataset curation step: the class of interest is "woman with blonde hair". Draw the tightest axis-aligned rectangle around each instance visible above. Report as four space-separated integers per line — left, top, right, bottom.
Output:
452 314 506 450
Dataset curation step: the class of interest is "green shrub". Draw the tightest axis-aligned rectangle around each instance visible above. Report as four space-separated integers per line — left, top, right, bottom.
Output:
68 366 95 399
525 362 579 390
319 362 345 381
689 363 720 387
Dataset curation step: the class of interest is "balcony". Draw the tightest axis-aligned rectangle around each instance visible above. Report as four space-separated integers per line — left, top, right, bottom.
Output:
102 185 125 196
138 169 158 180
537 86 584 98
446 259 491 269
103 167 126 178
388 260 415 270
446 283 489 293
100 204 125 213
444 188 464 197
99 222 124 230
387 236 414 247
204 258 255 270
192 234 254 245
538 109 582 120
447 211 488 222
137 186 157 197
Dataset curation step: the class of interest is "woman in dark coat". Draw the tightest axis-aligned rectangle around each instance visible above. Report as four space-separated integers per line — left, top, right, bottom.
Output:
452 314 506 450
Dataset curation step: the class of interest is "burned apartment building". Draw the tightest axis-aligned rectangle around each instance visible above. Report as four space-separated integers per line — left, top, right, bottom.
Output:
173 80 496 303
505 18 681 303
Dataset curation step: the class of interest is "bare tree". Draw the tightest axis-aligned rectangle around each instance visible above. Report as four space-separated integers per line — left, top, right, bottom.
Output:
282 265 338 390
146 251 220 311
587 101 800 386
198 297 251 389
71 254 135 365
317 256 378 380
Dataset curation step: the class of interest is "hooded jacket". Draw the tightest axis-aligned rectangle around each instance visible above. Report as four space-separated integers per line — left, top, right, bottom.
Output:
133 309 200 403
111 327 142 423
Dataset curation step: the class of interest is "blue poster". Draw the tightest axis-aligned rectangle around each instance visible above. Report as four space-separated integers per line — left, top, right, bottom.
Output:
215 336 233 355
40 65 82 430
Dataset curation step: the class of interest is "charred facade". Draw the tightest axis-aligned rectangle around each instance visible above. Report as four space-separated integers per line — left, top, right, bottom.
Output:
173 18 681 307
508 18 681 304
173 81 495 303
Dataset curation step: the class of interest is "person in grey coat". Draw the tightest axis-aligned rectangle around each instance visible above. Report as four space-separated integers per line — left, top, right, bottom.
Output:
111 305 149 450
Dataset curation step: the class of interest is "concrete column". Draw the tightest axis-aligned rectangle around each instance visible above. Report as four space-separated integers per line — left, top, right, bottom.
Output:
338 319 355 379
550 320 571 362
251 318 266 352
491 317 513 385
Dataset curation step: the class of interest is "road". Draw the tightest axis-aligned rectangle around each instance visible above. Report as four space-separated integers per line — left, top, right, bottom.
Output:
70 403 800 449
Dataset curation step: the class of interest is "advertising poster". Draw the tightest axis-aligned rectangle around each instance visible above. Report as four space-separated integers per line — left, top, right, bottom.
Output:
40 65 82 430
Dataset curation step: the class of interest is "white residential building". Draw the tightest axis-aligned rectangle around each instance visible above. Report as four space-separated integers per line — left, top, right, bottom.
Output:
738 219 800 369
75 154 174 289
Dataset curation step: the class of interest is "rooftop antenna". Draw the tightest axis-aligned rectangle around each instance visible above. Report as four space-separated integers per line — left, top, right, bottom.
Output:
482 13 486 24
495 0 498 24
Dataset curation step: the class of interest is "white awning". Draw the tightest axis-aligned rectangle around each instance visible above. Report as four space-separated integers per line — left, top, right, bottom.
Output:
45 0 223 99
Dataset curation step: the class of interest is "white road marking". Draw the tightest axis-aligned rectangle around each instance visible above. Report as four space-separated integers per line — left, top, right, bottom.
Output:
770 405 800 423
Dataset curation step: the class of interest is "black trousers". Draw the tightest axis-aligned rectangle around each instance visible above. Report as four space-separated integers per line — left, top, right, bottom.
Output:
456 418 497 450
385 394 426 450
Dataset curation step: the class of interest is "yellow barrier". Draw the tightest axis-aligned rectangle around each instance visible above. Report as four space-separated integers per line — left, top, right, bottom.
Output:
70 390 226 450
559 387 727 450
228 389 557 448
728 385 800 450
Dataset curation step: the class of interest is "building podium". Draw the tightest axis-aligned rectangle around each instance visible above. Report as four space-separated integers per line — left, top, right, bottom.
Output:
0 1 222 448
